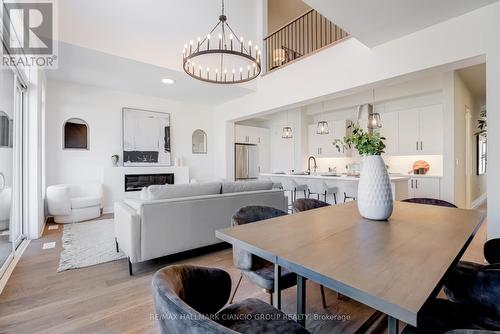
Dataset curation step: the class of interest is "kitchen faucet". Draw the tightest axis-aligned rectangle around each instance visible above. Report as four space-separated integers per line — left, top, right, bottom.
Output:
307 156 317 175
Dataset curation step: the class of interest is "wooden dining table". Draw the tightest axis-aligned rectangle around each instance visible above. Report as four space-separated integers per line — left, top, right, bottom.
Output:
216 201 485 333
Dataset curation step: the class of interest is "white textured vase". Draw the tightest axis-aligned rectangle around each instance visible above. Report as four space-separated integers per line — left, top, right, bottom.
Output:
357 155 393 220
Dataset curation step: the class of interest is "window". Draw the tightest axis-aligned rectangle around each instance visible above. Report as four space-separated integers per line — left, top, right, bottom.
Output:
63 118 89 149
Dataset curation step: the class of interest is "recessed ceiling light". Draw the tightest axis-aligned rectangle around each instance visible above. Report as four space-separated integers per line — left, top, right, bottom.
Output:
161 78 175 84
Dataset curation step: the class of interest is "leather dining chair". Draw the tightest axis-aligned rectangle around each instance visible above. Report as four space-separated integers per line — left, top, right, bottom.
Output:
151 264 310 334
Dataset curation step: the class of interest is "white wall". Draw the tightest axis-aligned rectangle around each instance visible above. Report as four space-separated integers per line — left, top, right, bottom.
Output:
212 2 495 181
26 69 47 239
452 72 473 208
45 80 215 192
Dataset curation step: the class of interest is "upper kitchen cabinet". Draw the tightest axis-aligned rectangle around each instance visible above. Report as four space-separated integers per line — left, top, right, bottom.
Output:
418 104 443 154
235 124 268 144
308 124 331 156
398 108 420 154
397 104 443 155
379 111 399 155
308 120 350 157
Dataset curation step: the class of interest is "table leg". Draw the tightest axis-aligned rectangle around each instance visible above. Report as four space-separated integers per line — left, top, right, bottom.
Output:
297 275 306 327
273 264 281 310
388 316 399 334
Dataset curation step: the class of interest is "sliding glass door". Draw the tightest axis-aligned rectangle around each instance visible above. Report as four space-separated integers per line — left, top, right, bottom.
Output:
0 65 25 276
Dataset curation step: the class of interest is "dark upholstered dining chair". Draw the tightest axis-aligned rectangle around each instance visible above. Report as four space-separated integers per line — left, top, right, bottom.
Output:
402 198 458 208
292 198 330 213
402 265 500 333
151 264 310 334
230 206 297 307
444 238 500 305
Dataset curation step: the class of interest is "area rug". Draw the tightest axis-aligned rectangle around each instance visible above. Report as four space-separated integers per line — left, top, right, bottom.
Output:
58 219 126 272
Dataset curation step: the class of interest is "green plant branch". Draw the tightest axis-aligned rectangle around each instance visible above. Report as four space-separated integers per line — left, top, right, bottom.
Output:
334 122 386 156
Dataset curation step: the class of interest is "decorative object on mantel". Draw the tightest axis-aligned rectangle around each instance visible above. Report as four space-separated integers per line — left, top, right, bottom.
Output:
182 0 261 84
111 154 119 167
339 122 392 220
122 108 171 167
412 160 430 175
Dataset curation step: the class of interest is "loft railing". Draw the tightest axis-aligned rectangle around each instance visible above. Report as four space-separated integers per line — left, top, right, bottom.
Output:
264 9 349 72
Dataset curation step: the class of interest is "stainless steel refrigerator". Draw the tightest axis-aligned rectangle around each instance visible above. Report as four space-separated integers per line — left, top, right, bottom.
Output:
235 144 259 180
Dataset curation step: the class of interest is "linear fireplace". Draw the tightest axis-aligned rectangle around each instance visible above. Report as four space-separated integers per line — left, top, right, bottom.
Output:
124 173 174 192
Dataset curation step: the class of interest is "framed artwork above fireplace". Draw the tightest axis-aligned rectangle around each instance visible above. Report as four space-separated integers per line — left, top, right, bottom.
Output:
122 108 171 166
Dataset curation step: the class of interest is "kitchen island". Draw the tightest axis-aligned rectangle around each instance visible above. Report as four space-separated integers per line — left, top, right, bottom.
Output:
260 172 410 201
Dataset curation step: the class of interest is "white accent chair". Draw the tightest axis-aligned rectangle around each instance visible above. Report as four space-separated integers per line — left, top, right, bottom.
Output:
46 183 103 224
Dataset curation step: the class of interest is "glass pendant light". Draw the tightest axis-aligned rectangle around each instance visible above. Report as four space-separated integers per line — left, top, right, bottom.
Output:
316 121 329 134
316 102 329 135
282 110 293 139
367 89 382 130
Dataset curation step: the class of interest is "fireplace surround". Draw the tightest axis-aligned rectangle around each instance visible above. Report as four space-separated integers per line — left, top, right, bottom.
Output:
124 173 174 192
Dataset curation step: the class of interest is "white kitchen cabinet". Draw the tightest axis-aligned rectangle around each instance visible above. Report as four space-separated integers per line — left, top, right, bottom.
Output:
418 104 443 154
271 125 295 171
397 104 443 155
308 124 330 156
308 120 349 157
235 124 271 173
235 124 263 144
257 129 270 173
407 176 441 199
398 108 420 154
379 111 398 154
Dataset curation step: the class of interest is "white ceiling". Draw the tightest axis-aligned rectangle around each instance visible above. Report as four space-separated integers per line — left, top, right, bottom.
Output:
303 0 499 47
47 43 254 106
46 0 259 105
56 0 259 72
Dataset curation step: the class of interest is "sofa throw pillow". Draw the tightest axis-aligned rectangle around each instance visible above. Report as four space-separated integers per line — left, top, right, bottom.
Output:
143 182 222 200
221 180 273 194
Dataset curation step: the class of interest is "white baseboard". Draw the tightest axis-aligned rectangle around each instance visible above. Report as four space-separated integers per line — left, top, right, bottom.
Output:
471 193 487 209
0 239 30 295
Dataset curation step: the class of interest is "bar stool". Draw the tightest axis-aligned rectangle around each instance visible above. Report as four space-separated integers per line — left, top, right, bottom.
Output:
308 183 338 205
281 178 308 212
343 192 356 202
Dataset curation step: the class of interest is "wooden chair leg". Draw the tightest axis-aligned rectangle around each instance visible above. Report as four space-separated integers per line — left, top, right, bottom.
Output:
229 274 243 304
320 285 327 308
269 292 273 304
333 193 337 204
115 237 119 253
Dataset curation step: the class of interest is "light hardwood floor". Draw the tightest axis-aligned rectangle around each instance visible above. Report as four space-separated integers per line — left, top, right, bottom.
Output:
0 204 487 334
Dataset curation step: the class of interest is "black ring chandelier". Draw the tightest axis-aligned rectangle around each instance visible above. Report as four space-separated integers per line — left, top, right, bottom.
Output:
182 0 261 84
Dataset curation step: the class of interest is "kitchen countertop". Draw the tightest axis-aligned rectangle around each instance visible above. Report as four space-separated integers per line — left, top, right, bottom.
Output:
260 172 410 182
